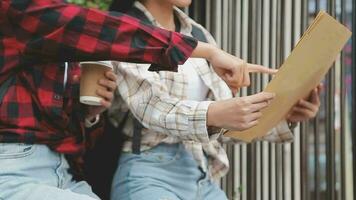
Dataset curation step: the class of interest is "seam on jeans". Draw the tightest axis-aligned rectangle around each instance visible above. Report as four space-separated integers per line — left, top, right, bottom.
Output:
0 144 37 159
133 144 183 167
54 153 63 188
125 162 135 200
116 145 183 200
122 147 181 199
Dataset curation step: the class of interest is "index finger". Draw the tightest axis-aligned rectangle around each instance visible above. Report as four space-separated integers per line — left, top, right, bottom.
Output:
247 64 278 74
244 92 276 103
310 88 320 105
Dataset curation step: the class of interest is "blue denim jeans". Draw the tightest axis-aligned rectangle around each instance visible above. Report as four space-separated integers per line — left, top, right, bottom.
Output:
111 143 228 200
0 143 99 200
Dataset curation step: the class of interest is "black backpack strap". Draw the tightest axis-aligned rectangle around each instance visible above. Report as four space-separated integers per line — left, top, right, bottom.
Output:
124 7 150 155
125 10 208 155
191 24 208 43
132 118 143 155
127 7 153 25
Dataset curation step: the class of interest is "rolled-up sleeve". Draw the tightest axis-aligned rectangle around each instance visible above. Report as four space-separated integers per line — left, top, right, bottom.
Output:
113 61 211 143
2 0 197 72
261 120 294 143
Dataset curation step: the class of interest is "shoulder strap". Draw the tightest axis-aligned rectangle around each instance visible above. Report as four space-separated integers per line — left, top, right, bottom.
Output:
123 7 148 155
128 7 153 25
129 5 209 43
132 118 142 155
191 24 208 43
125 10 209 155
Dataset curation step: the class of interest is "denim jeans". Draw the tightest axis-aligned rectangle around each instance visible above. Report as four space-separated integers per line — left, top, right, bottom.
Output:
0 143 99 200
111 143 228 200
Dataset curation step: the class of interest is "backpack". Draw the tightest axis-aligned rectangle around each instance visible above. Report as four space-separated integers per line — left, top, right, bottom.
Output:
83 112 130 200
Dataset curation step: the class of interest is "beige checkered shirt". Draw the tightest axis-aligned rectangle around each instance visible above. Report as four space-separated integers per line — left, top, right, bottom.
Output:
108 2 294 180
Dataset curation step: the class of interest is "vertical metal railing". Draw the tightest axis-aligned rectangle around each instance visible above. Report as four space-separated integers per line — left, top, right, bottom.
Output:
188 0 354 199
339 1 347 200
326 1 337 199
352 0 356 199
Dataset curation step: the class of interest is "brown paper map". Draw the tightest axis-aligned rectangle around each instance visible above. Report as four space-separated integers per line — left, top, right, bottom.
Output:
225 11 352 142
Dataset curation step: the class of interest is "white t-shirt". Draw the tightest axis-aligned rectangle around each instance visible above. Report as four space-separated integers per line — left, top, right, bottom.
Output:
178 59 209 101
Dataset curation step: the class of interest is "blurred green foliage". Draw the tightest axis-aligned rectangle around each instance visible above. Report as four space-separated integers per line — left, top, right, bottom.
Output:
67 0 112 10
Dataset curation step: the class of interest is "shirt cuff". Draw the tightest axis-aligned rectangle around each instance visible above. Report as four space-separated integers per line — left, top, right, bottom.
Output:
148 33 198 72
189 101 212 142
85 115 100 128
262 120 294 143
166 101 212 143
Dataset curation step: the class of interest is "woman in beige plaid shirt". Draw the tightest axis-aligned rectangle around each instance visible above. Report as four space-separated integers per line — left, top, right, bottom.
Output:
108 0 321 199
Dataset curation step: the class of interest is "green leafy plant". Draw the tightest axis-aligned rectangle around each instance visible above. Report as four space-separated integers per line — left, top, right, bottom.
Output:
233 185 243 200
67 0 112 10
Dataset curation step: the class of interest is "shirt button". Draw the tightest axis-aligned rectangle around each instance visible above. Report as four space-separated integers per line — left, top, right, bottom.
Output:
53 94 62 100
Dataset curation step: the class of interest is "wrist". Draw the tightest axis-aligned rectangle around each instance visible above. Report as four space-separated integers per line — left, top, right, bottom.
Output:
207 102 220 127
205 44 219 62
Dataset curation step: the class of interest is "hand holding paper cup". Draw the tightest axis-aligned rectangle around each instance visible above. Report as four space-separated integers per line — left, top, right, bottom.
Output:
80 61 114 106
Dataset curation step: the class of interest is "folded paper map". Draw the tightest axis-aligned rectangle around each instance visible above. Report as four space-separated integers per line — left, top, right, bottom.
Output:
225 11 352 142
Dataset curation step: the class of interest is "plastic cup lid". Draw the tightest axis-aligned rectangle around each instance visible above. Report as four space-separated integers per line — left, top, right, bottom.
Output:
79 61 113 69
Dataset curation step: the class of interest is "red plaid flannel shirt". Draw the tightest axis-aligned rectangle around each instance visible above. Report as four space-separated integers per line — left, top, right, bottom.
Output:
0 0 197 155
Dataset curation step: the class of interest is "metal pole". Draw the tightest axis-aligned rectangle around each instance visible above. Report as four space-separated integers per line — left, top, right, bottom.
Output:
247 0 257 199
340 1 347 200
326 1 336 199
352 0 356 199
300 0 309 200
275 1 285 199
290 3 296 200
313 1 321 199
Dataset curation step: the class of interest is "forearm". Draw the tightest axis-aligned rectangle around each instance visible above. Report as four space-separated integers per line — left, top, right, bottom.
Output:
124 93 212 142
191 41 218 61
139 99 212 142
123 89 212 142
4 0 197 71
115 62 211 142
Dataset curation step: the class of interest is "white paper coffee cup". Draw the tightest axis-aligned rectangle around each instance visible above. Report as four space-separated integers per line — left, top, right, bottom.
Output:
79 61 113 106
